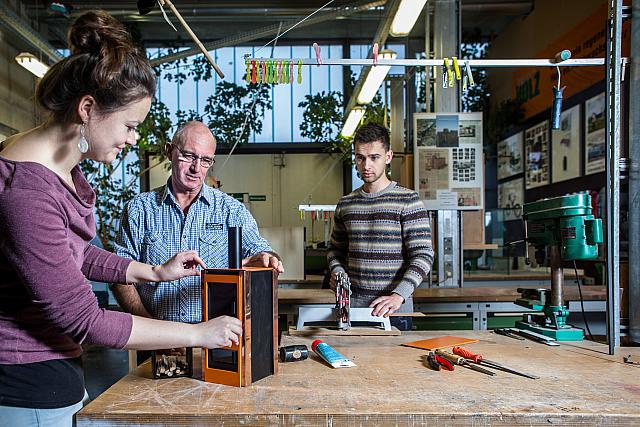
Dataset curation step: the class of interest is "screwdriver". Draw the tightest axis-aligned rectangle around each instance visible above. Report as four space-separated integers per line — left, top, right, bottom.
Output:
435 349 496 376
452 347 539 380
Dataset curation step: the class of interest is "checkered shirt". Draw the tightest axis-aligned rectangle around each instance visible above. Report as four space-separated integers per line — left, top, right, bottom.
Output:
114 182 272 322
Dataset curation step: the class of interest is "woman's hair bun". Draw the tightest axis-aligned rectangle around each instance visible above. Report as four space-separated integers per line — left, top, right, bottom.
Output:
36 9 156 123
67 10 134 57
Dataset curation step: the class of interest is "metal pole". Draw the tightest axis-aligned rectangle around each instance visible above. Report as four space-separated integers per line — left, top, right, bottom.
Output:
605 0 622 354
629 0 640 345
433 0 461 288
549 246 563 308
246 58 612 67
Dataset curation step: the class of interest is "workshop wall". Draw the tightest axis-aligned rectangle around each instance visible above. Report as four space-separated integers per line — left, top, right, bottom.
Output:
0 27 40 136
149 152 343 230
487 0 605 110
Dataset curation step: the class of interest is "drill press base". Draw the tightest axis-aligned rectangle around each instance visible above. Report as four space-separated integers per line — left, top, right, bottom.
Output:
516 320 584 341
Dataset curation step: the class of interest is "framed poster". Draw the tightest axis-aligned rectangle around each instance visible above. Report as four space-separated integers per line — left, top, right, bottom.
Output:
585 93 606 175
498 178 524 222
551 104 581 183
497 132 523 180
414 112 484 210
524 120 549 189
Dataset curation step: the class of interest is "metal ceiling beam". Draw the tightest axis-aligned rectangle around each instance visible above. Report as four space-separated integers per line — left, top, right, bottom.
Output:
343 0 401 114
0 1 63 63
150 0 386 66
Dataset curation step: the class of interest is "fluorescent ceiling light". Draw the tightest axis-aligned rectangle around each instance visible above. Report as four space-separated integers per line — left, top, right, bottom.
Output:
356 50 397 105
15 52 49 78
390 0 428 37
341 107 365 138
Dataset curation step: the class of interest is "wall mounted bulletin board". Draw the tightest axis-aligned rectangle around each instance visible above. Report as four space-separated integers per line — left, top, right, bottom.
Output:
551 104 582 183
524 120 550 189
414 112 484 210
585 92 606 175
497 132 524 180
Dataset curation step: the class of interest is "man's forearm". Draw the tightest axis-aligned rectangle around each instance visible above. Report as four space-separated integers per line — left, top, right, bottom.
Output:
111 283 152 318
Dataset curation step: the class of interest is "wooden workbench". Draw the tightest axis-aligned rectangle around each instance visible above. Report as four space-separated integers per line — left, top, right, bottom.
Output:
278 285 606 304
76 331 640 426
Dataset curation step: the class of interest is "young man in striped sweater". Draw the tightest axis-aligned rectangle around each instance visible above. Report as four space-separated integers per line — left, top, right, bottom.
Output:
327 123 434 331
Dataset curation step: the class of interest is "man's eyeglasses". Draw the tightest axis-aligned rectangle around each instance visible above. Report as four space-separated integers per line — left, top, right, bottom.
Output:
172 145 215 168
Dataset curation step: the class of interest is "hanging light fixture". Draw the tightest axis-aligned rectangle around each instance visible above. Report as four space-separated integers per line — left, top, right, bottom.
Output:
341 106 365 138
15 53 49 78
356 49 397 105
389 0 428 37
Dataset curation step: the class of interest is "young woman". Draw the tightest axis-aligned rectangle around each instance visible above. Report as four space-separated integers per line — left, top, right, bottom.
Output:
0 10 241 426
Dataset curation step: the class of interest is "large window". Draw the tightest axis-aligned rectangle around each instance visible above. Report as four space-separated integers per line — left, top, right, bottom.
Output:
153 45 344 143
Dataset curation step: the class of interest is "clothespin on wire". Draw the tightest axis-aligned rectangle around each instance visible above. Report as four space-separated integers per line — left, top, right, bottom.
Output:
452 57 462 81
297 59 303 84
251 60 257 84
372 42 379 66
441 59 448 89
443 58 454 88
551 50 570 129
313 42 322 66
464 60 475 89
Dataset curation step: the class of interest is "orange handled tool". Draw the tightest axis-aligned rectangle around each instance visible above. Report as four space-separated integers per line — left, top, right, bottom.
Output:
452 347 539 380
453 346 482 363
435 350 495 376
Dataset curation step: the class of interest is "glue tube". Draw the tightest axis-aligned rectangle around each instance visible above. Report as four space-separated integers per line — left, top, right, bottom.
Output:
311 340 356 368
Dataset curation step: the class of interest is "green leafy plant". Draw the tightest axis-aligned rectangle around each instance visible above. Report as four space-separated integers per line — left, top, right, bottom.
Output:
203 81 271 145
298 72 387 165
81 152 140 252
298 90 344 143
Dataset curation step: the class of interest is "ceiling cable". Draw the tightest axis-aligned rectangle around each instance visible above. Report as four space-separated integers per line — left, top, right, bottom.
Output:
217 0 336 174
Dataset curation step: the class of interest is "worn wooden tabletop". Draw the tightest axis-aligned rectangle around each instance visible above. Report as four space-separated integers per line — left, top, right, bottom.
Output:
76 331 640 426
278 285 606 304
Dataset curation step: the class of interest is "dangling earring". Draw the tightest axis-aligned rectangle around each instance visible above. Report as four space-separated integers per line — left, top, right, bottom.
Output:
78 123 89 154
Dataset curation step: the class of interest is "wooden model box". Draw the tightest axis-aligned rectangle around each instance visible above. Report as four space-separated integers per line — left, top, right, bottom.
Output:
201 267 278 387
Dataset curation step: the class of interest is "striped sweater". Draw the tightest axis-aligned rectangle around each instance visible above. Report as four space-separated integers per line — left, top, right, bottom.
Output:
327 182 434 312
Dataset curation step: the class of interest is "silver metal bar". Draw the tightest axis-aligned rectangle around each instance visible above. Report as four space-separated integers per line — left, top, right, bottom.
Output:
629 0 640 345
605 0 622 354
549 246 563 308
246 58 616 67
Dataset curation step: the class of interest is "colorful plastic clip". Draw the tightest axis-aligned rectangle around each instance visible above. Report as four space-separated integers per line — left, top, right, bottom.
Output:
465 60 475 87
251 60 257 84
372 42 379 66
313 42 322 66
452 56 461 80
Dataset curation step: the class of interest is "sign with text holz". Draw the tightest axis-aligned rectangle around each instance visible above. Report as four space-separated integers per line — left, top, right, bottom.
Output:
413 112 484 211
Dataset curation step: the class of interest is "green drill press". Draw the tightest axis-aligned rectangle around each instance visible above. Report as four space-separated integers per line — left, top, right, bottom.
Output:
515 193 603 341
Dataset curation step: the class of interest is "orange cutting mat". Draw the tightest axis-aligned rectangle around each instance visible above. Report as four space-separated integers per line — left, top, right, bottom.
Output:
401 335 479 351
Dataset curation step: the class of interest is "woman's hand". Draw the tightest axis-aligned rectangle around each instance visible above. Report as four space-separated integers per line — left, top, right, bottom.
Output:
152 250 206 282
195 315 243 348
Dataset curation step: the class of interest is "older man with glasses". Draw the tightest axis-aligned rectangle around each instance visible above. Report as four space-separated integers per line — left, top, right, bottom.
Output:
111 121 283 336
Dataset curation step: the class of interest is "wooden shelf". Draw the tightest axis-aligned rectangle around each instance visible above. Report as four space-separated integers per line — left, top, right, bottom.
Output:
463 243 499 250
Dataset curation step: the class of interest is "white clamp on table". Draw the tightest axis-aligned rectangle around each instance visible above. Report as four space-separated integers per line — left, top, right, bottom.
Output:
296 272 392 331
